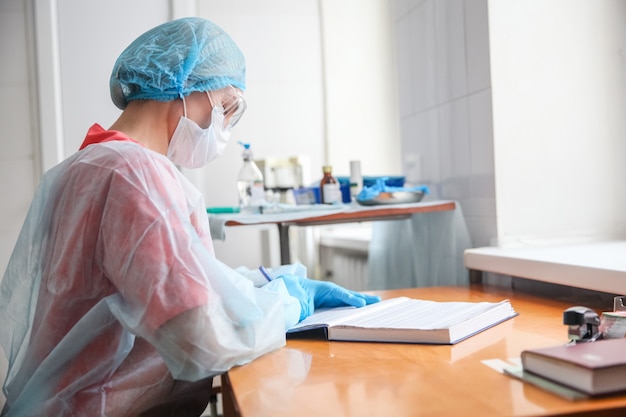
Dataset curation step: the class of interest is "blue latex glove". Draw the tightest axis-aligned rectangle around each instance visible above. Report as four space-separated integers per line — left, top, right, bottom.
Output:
277 275 381 321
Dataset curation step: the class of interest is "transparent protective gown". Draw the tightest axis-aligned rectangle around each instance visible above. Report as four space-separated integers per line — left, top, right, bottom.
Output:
0 125 297 416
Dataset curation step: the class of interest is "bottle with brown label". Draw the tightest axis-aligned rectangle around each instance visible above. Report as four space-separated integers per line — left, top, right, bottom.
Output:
320 165 341 204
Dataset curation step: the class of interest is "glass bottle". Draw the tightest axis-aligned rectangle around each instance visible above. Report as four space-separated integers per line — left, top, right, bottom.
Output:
320 165 341 204
237 142 265 213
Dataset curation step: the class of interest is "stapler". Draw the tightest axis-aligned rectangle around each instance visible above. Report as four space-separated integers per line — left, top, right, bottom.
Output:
563 306 602 343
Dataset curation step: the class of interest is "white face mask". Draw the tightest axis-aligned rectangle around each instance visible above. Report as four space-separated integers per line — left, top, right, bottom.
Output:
167 106 232 169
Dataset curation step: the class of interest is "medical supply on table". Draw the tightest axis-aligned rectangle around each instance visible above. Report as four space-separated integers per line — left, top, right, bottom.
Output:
207 206 240 214
296 175 406 206
299 180 349 204
292 187 318 205
356 178 430 206
255 156 305 205
237 142 265 213
363 176 405 188
349 160 363 201
320 165 341 204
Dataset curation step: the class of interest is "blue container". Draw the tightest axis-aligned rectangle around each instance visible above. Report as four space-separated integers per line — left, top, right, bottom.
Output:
337 176 405 188
363 176 405 188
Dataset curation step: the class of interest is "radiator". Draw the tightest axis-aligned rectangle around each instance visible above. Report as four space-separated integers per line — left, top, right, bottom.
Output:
319 245 369 292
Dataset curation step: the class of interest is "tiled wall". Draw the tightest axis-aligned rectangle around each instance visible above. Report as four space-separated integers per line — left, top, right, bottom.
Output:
391 0 496 247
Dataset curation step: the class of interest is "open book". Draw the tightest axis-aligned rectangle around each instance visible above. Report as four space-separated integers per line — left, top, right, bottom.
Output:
287 296 517 344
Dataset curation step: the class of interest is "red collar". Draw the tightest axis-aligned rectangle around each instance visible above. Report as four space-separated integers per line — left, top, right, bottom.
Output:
79 124 141 150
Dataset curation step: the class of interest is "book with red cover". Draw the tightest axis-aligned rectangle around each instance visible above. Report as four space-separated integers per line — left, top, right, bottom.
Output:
521 338 626 395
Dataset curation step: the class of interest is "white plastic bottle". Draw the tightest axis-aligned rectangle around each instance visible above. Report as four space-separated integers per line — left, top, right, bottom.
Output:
349 160 362 201
237 142 265 214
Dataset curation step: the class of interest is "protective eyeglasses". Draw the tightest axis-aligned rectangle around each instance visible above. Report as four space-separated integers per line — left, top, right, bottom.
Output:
207 86 247 129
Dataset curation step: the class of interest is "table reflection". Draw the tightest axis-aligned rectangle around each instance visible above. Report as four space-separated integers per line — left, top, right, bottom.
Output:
232 348 311 416
226 287 626 417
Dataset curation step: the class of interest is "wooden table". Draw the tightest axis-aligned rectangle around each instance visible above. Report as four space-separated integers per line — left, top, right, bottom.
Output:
217 200 456 264
221 285 626 417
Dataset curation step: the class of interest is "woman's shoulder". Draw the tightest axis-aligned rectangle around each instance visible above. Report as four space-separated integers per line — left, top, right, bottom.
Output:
78 141 175 174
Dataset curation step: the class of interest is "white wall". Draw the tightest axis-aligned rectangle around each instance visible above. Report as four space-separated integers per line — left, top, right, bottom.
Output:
188 0 326 269
320 0 402 177
191 0 326 207
0 0 37 408
0 0 37 276
392 0 496 247
489 0 626 246
190 0 402 269
56 1 170 155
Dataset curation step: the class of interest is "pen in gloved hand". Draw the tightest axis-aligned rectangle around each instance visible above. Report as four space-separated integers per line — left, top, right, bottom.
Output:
259 265 273 282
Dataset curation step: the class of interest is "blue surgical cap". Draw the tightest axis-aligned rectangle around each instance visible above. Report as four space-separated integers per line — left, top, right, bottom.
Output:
110 17 246 110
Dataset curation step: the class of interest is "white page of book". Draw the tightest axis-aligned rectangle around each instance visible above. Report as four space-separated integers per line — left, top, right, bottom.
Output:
288 297 408 331
288 297 513 332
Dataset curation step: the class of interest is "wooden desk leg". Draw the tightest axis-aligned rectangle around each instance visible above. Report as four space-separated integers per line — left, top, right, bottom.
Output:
221 373 240 417
277 223 291 264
